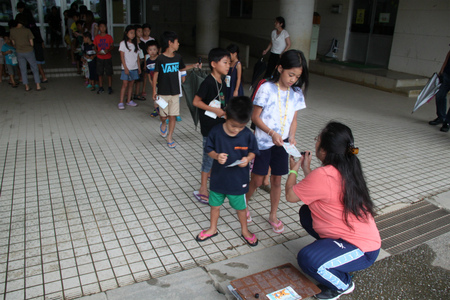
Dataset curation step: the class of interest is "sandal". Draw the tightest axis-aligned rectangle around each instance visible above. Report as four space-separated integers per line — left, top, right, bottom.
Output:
133 95 146 101
36 87 46 92
193 191 209 204
160 122 167 138
196 230 218 242
167 141 176 148
242 234 258 247
269 219 284 234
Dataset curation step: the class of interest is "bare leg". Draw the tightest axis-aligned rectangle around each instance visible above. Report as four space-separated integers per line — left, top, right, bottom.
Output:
107 76 112 89
198 171 210 202
200 206 220 237
237 209 253 238
119 80 128 103
166 115 177 143
126 81 135 103
245 173 264 216
38 65 47 82
269 175 282 224
98 75 103 88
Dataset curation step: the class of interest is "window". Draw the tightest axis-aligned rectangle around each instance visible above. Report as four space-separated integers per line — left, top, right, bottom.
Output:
229 0 252 18
0 0 13 22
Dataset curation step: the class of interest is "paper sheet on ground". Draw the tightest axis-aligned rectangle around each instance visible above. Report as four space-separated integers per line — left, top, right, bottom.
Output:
266 286 302 300
226 160 244 168
205 100 221 119
283 143 301 157
156 97 168 109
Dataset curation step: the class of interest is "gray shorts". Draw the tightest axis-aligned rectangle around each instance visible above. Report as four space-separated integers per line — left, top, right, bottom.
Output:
201 136 214 173
6 64 18 75
97 58 113 76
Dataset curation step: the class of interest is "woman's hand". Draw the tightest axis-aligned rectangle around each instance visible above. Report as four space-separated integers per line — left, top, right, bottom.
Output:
300 151 312 176
271 132 284 146
289 156 301 172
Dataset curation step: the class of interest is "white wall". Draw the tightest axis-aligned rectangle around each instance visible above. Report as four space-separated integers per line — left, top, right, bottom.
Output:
388 0 450 76
314 0 352 61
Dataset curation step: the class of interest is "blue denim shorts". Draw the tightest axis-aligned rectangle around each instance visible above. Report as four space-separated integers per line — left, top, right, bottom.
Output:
120 69 139 81
201 136 213 173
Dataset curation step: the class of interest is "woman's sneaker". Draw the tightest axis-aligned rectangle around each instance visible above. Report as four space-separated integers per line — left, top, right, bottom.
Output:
315 281 355 300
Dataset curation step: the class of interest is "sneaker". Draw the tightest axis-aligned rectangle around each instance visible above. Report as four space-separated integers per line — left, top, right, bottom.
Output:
150 108 159 117
108 87 113 94
126 100 138 107
95 84 99 89
118 103 125 110
86 84 93 89
315 281 355 300
440 123 449 132
429 117 444 125
97 87 105 94
176 116 182 122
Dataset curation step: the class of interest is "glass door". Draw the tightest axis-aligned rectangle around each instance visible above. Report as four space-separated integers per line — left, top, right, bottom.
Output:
108 0 128 44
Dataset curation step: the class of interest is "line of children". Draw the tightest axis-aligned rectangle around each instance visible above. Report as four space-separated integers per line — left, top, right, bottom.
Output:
152 31 200 148
118 25 141 109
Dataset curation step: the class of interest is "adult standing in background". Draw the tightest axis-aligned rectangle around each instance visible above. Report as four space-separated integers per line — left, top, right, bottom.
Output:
262 16 291 79
429 46 450 132
10 14 44 91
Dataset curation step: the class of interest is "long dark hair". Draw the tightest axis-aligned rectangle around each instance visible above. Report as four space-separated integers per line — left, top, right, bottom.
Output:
270 49 309 94
122 25 138 52
318 122 375 228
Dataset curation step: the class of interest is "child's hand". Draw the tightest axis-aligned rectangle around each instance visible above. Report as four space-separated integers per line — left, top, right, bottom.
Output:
215 108 225 118
271 132 284 146
238 157 249 167
153 93 158 100
289 136 296 146
124 68 129 75
217 153 228 164
233 90 239 97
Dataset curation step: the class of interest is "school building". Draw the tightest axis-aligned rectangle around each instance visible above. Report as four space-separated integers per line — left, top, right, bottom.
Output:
0 0 448 77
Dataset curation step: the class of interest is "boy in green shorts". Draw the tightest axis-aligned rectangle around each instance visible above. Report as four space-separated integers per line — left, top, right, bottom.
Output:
195 96 260 247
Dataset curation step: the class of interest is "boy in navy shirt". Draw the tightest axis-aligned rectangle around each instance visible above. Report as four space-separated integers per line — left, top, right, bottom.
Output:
195 96 259 247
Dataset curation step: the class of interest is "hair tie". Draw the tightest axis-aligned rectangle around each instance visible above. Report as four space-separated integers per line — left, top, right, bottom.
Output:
348 143 359 155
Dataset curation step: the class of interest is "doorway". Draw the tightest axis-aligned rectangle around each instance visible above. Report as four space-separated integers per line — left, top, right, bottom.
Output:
346 0 399 67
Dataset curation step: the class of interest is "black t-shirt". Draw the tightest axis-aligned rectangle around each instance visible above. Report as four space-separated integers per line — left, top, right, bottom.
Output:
196 74 226 137
154 53 186 95
206 124 259 195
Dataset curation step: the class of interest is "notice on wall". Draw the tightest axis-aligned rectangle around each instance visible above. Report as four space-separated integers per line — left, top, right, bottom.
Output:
356 9 365 24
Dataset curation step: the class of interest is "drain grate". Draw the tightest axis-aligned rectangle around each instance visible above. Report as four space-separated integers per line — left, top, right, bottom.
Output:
375 201 450 255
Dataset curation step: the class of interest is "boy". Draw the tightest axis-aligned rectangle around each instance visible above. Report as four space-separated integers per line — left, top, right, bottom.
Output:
152 31 200 148
82 31 98 91
1 33 19 87
74 20 85 74
195 96 259 247
192 48 230 203
94 20 114 94
146 40 160 117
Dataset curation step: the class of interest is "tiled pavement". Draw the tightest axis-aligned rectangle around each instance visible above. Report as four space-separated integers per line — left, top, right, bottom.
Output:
0 73 449 299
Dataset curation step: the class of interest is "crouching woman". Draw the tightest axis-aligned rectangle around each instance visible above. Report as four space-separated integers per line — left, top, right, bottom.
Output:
285 121 381 300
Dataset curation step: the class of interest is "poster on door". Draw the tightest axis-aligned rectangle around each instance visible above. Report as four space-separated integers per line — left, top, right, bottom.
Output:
356 9 365 24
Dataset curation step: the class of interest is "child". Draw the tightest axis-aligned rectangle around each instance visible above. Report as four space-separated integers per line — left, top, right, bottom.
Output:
192 48 230 204
1 33 19 87
82 31 98 91
74 20 85 75
133 24 146 101
69 11 80 65
225 44 244 103
195 96 259 246
245 49 309 234
94 20 114 94
145 40 160 117
140 24 155 97
152 31 200 148
286 122 380 300
118 25 140 110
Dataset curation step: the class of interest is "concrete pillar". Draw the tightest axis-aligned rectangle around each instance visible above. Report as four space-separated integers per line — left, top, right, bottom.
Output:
280 0 315 61
196 0 220 57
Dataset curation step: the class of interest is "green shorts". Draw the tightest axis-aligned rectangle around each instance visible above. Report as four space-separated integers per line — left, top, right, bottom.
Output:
209 191 247 210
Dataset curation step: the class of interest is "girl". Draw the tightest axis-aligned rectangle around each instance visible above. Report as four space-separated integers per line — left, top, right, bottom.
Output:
245 49 309 234
225 44 244 103
285 122 381 300
262 16 291 79
118 25 141 110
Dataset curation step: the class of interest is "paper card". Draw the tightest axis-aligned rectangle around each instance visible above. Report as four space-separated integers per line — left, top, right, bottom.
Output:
225 160 244 168
139 49 144 59
266 286 302 300
283 143 301 157
205 99 221 119
156 97 168 109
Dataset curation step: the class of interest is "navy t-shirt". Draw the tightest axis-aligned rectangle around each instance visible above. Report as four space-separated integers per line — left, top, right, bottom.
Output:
154 53 186 95
206 124 259 195
196 74 226 137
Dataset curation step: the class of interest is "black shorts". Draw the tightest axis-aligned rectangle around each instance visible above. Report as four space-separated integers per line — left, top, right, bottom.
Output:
252 143 289 176
97 58 113 76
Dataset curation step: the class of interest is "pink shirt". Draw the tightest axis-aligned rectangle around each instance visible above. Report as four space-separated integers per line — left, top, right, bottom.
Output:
293 165 381 252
